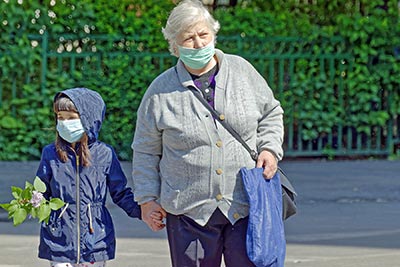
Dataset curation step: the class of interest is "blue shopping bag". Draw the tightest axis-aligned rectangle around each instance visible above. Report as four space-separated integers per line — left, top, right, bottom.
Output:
240 167 286 267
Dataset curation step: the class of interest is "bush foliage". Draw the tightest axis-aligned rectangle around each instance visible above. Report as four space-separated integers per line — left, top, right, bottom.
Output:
0 0 399 160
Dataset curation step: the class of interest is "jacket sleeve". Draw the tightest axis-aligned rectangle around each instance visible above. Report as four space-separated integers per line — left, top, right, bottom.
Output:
257 99 284 160
250 63 284 160
107 146 141 219
35 146 53 200
131 91 162 205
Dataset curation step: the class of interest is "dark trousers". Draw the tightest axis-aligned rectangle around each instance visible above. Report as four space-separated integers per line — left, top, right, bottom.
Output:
166 208 256 267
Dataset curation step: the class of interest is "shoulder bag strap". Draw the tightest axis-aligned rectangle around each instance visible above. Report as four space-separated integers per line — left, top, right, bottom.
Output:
188 85 297 201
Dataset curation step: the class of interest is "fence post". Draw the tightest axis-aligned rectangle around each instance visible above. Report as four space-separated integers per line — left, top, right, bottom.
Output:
41 31 48 105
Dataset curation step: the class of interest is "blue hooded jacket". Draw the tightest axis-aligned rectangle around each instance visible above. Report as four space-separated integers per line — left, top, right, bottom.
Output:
36 87 141 263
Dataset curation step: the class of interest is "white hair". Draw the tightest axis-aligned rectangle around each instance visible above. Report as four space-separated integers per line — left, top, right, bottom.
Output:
162 0 220 56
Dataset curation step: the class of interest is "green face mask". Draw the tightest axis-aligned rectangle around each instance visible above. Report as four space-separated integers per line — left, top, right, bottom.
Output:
178 41 215 69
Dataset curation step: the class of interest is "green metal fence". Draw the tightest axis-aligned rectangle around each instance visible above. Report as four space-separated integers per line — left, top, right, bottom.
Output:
1 33 398 158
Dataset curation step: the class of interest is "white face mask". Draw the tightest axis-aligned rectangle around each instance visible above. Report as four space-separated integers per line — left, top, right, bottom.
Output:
56 119 85 143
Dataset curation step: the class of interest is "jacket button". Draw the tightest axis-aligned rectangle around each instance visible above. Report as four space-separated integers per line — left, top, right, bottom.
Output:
216 168 223 175
219 114 225 121
216 194 223 201
233 213 240 219
216 140 223 147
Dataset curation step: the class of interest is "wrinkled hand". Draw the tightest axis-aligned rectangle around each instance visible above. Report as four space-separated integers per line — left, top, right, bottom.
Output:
256 150 278 179
141 200 167 231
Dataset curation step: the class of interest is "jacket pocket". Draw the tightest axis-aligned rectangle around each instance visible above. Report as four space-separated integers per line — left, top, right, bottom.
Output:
160 179 180 211
46 208 66 238
84 205 115 252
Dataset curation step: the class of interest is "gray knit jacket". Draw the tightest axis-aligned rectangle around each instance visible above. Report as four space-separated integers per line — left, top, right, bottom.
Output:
132 49 284 226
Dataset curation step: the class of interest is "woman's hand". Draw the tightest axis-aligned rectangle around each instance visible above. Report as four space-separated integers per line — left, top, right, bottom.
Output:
140 200 167 231
256 150 278 179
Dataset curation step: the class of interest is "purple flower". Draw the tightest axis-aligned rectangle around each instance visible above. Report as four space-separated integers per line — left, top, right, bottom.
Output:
30 191 44 208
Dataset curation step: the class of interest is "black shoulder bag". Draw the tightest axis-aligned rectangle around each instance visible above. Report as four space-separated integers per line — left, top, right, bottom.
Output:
188 86 297 220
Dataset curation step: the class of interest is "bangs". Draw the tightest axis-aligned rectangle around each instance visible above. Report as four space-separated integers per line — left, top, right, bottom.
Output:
54 95 77 113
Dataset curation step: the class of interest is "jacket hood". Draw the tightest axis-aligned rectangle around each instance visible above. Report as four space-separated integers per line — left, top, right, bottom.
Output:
54 87 106 142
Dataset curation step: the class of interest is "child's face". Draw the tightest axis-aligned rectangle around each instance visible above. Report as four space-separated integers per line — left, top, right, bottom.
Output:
56 110 79 121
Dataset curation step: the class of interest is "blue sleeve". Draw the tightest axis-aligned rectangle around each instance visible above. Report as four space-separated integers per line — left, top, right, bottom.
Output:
107 147 141 219
35 146 53 200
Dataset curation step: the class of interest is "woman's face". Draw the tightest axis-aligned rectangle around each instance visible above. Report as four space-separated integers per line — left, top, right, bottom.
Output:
177 21 213 50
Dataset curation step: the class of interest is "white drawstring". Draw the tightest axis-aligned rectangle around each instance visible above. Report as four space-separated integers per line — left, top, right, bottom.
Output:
88 203 94 234
58 203 69 218
58 202 94 234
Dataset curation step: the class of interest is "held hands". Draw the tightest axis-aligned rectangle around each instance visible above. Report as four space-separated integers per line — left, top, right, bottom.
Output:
140 151 278 230
256 150 278 179
141 200 167 231
150 210 166 229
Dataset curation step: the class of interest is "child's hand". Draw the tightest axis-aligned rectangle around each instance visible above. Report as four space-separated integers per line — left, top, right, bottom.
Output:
150 211 166 229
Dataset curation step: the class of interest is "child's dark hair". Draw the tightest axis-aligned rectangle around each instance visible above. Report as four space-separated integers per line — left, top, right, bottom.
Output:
53 94 91 167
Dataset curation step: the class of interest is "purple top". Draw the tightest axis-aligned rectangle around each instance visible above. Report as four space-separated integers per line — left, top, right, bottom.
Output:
191 64 218 108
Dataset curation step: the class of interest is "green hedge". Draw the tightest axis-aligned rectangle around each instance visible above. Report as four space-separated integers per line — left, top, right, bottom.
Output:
0 0 399 160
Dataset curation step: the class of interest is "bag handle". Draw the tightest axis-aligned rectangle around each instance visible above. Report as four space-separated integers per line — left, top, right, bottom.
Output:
188 85 259 161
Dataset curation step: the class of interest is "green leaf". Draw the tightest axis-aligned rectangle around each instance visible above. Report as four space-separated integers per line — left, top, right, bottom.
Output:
33 176 47 193
11 186 23 199
30 207 37 218
0 116 21 129
7 203 19 214
0 203 11 211
13 208 28 226
25 181 34 190
37 203 51 223
49 198 65 210
21 188 32 200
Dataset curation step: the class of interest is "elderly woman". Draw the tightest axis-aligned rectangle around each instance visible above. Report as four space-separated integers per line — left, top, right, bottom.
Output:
131 0 284 266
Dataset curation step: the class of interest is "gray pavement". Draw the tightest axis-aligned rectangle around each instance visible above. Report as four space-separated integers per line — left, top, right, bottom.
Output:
1 159 400 266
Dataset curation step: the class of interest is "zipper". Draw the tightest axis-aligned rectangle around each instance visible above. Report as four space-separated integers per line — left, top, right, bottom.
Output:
75 154 81 264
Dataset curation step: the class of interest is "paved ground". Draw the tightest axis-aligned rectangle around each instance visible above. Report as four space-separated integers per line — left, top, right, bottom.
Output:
1 159 400 267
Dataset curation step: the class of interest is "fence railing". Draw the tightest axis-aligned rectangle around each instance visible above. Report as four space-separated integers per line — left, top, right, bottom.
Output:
1 33 398 158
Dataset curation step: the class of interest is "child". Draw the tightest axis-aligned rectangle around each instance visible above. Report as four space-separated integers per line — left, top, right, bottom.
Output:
36 87 161 267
